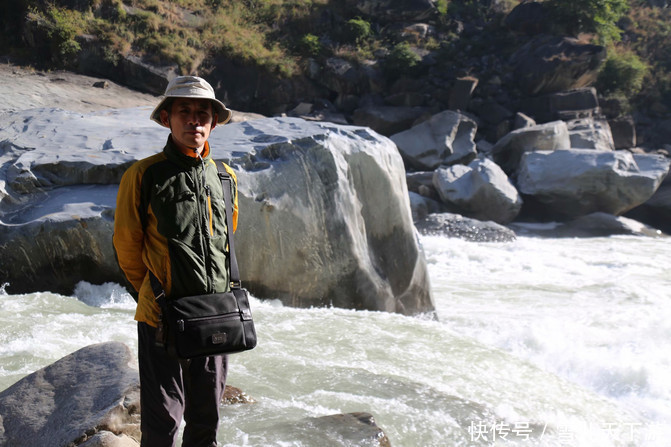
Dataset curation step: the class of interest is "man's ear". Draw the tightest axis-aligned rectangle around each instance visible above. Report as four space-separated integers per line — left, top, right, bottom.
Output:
211 113 218 130
160 109 170 127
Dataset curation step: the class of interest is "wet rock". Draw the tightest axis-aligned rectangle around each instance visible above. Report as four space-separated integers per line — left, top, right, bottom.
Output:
0 342 141 447
433 158 522 224
415 213 517 242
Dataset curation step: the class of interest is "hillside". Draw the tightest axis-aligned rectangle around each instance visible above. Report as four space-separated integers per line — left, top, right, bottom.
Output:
0 0 670 150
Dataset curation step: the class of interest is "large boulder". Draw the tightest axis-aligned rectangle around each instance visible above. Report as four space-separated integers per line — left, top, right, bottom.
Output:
516 149 671 220
510 35 607 96
0 108 433 315
491 120 571 175
390 110 477 170
432 157 522 224
0 342 141 447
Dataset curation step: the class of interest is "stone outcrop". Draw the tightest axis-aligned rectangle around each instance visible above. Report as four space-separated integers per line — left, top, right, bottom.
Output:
390 110 477 170
0 107 434 315
432 158 522 224
516 149 671 219
0 342 140 447
510 35 607 96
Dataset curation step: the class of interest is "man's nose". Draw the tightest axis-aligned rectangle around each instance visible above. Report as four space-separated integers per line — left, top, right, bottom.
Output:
187 112 201 125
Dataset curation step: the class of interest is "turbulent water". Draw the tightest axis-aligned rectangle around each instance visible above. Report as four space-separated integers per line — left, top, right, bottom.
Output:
1 235 669 447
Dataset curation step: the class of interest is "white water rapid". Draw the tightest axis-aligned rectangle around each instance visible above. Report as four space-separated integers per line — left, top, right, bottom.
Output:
0 235 669 446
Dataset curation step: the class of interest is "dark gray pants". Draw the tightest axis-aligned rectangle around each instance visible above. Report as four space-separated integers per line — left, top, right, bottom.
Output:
138 322 228 447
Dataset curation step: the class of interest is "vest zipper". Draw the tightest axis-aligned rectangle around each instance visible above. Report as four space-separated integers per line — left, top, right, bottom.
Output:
197 153 214 292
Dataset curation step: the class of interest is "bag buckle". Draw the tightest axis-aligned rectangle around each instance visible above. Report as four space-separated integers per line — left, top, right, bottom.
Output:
230 280 241 289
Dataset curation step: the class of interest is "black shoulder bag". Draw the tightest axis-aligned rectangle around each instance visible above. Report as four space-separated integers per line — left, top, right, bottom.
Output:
151 164 257 359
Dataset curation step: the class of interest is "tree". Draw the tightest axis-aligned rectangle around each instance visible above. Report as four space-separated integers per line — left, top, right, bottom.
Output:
544 0 629 44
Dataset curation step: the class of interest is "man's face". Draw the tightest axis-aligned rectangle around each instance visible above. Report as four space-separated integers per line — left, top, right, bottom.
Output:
160 98 217 153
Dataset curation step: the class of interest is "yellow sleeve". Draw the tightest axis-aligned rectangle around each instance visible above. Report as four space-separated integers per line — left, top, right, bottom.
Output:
113 163 147 293
223 163 239 233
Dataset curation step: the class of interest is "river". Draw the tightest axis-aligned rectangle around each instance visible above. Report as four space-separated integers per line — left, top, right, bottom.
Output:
1 234 669 446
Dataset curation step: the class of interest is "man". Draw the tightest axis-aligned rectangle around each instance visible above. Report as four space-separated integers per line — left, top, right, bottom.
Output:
113 76 238 447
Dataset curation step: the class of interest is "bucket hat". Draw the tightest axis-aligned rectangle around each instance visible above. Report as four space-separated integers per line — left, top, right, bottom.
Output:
150 76 232 127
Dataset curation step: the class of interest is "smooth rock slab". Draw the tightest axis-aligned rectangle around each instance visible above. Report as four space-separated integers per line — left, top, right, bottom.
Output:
0 342 140 447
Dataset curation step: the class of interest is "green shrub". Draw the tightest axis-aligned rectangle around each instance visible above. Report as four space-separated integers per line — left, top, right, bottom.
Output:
384 42 421 78
597 49 648 97
345 17 371 45
544 0 629 44
299 33 322 57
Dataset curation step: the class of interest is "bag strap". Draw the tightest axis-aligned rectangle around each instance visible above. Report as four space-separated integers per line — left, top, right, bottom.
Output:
216 162 242 290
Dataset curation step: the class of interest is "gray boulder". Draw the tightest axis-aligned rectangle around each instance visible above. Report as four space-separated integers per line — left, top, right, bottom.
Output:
228 118 434 314
432 158 522 224
491 120 571 175
517 149 671 219
0 342 140 447
390 110 477 170
0 108 434 315
567 118 615 151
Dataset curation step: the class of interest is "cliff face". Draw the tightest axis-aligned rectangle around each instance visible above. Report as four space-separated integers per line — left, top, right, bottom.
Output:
2 1 670 150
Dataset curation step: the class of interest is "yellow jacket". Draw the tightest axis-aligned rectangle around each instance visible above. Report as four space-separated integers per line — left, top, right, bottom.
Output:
113 137 238 327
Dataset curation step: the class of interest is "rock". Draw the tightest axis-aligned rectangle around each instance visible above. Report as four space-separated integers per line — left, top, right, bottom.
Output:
390 110 477 170
415 213 517 242
567 118 615 151
510 35 606 96
347 0 437 21
406 171 440 201
448 76 479 111
432 158 522 224
352 105 431 136
320 58 370 97
625 173 671 234
0 109 434 315
0 342 141 447
409 191 444 222
513 112 536 129
516 149 671 219
222 385 256 405
609 116 637 149
79 432 139 447
520 88 600 123
510 212 665 238
504 1 547 35
491 120 571 175
229 118 434 315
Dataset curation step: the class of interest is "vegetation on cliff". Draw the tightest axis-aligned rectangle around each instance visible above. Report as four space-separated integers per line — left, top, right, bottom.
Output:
0 0 669 119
